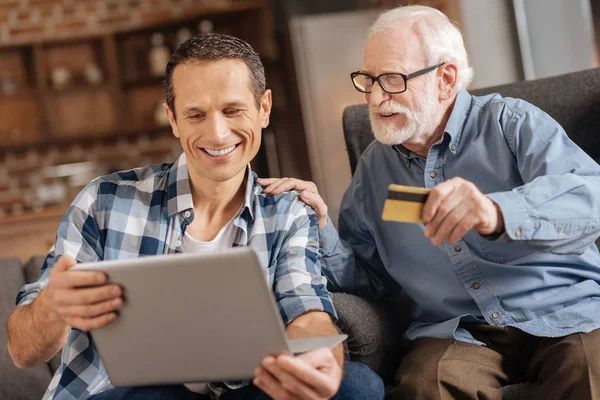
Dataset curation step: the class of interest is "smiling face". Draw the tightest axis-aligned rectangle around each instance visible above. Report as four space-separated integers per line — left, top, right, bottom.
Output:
363 26 441 146
164 59 271 184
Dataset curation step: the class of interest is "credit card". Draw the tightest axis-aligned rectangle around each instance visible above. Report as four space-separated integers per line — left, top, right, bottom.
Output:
381 184 431 224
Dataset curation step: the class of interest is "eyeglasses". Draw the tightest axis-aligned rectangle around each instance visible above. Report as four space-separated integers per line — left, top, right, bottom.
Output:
350 63 445 94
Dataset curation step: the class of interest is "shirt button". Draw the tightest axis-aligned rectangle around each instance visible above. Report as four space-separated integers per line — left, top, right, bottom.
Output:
472 282 480 290
175 240 182 248
492 312 500 320
319 241 324 248
450 145 457 151
454 245 462 252
429 171 438 178
515 228 522 237
184 210 191 218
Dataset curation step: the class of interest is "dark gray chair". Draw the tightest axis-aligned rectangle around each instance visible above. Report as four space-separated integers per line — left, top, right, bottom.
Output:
332 67 600 398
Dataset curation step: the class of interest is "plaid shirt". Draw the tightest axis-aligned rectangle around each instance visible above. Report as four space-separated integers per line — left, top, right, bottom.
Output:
16 153 336 400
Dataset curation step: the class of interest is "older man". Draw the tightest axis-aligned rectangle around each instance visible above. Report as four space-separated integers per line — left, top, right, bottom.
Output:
260 5 600 400
6 34 383 400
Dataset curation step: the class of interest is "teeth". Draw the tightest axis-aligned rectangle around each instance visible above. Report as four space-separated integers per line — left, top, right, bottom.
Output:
204 145 236 157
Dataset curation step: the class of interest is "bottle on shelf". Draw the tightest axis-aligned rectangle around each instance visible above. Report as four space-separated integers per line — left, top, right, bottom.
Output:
83 62 104 85
0 73 17 95
175 27 192 49
148 32 171 78
154 99 170 127
198 19 214 35
51 66 73 90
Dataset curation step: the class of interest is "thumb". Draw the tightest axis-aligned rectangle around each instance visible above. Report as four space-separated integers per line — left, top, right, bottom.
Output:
301 192 327 217
297 348 335 368
55 255 77 272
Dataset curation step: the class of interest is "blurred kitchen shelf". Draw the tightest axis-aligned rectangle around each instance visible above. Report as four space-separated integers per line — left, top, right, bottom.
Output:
0 0 274 151
122 77 165 89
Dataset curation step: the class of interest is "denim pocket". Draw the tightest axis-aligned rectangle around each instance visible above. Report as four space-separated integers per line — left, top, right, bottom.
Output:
476 235 535 263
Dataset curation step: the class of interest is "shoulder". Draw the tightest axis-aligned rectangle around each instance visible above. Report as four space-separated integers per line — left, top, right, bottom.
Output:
84 163 171 199
66 163 172 217
471 92 545 121
252 182 317 231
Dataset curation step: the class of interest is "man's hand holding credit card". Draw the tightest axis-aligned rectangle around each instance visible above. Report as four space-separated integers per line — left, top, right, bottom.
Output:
381 179 505 246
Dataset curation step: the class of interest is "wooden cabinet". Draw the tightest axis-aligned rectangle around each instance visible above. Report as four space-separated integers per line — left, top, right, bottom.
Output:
0 205 66 263
0 0 277 150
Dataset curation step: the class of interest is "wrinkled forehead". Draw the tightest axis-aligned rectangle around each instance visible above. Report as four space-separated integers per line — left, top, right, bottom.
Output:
362 26 427 74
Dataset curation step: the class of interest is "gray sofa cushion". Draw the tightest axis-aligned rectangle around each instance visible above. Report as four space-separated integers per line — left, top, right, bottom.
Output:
0 258 52 400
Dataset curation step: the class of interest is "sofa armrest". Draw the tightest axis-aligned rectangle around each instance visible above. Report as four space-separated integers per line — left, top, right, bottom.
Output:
332 292 412 384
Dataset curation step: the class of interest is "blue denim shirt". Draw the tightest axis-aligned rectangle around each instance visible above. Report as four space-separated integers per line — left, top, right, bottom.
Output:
320 90 600 344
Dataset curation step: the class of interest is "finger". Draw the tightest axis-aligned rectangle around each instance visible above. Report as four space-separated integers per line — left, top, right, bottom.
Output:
430 205 471 246
300 191 327 211
422 179 460 223
261 178 284 192
262 356 320 400
424 187 467 239
53 255 78 272
62 297 123 318
54 284 122 307
270 180 305 195
69 312 118 332
257 178 280 186
254 365 293 400
264 177 289 194
268 179 318 195
51 270 107 289
277 353 338 397
448 214 480 244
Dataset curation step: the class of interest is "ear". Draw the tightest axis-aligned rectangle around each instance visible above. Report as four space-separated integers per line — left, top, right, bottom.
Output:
163 103 180 139
259 89 272 129
438 62 459 101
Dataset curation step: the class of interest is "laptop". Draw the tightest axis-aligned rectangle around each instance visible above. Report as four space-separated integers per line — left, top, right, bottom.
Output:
72 247 347 387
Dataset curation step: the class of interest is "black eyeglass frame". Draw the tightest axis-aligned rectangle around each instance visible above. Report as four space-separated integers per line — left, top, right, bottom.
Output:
350 62 445 94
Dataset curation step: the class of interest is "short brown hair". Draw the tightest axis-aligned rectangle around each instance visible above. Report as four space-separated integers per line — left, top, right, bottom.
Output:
164 33 266 117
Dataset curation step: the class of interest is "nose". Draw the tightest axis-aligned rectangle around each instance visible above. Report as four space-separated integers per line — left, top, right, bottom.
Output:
366 80 391 107
206 113 230 142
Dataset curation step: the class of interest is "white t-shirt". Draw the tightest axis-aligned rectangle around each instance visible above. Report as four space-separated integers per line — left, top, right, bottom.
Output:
183 216 237 394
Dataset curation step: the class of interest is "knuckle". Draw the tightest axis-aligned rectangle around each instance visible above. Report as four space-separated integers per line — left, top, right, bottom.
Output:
448 214 460 226
438 205 450 215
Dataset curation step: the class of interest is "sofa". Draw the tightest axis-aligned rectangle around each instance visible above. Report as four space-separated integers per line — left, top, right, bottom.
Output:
332 67 600 399
1 68 599 399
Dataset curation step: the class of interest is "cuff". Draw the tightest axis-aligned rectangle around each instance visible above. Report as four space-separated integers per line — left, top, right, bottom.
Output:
487 191 532 241
278 295 338 326
318 217 340 256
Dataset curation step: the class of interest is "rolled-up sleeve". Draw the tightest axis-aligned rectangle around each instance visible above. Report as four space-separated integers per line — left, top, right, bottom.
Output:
273 200 337 325
488 103 600 254
15 181 104 307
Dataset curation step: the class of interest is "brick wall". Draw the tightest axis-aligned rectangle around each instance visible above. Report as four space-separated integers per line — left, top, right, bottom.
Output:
0 0 237 45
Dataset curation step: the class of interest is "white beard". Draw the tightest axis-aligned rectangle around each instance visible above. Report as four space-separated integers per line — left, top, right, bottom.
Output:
369 78 438 146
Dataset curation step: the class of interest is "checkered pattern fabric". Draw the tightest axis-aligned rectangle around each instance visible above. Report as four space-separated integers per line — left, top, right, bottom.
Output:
16 153 336 400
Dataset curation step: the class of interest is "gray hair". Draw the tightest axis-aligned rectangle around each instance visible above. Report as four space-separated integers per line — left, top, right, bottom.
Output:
164 33 266 117
369 5 474 92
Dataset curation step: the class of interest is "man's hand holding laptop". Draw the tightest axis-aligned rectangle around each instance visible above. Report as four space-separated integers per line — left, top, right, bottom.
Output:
41 255 123 332
254 312 343 400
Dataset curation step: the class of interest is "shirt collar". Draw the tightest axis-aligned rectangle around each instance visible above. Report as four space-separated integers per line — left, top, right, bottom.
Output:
443 90 473 155
167 152 256 220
